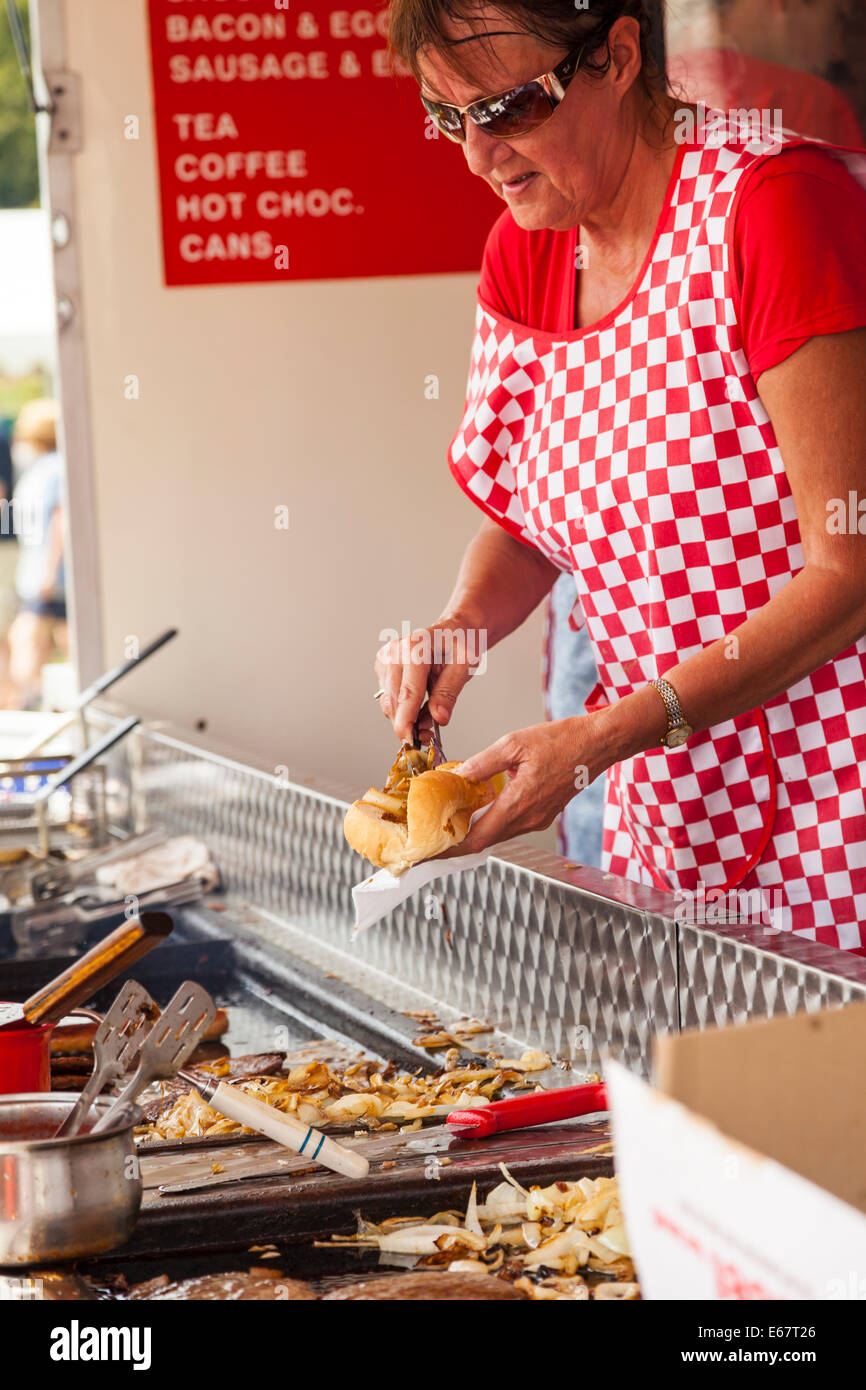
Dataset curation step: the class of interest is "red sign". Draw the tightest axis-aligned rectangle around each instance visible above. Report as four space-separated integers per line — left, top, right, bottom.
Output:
146 1 500 286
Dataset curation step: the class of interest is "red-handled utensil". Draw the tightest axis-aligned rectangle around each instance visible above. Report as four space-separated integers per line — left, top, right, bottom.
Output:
446 1082 608 1138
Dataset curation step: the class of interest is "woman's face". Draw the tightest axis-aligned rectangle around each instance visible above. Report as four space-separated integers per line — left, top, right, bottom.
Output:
416 10 643 232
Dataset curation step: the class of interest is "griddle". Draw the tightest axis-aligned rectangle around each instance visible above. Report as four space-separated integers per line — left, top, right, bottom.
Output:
76 1117 612 1293
0 897 613 1285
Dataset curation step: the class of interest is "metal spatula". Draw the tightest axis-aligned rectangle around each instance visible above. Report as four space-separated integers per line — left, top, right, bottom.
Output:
91 980 217 1134
54 980 157 1138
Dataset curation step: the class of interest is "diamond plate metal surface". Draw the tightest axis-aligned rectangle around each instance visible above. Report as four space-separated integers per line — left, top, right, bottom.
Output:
678 923 866 1030
96 713 866 1076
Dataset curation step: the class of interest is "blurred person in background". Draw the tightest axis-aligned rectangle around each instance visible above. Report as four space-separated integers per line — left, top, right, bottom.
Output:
0 421 17 704
7 398 67 708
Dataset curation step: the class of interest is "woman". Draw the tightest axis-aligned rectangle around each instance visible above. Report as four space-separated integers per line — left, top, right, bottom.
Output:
375 0 866 947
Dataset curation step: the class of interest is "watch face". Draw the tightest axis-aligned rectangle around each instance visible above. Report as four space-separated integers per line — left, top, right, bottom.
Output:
666 725 692 748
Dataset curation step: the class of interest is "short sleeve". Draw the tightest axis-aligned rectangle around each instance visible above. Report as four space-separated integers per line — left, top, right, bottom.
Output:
732 144 866 379
478 208 528 324
477 206 576 334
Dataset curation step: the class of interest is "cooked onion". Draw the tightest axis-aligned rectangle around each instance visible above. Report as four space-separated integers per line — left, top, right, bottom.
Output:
140 1056 520 1144
317 1171 638 1302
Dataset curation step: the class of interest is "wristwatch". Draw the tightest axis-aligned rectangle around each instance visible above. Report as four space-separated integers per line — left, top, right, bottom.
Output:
649 678 693 749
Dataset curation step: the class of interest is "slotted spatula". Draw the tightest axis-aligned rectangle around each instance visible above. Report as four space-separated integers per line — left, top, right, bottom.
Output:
54 980 157 1138
91 980 216 1134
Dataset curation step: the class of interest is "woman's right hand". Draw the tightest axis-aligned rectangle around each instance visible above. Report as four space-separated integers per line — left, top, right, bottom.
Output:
375 616 487 743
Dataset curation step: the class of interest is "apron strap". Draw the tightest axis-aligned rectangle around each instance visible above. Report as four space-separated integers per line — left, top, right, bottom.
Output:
620 706 780 897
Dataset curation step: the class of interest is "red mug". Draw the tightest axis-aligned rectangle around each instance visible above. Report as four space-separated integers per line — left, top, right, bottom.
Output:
0 1018 54 1093
0 1007 97 1095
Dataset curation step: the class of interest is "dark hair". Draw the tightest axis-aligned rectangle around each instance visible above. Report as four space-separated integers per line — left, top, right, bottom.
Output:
389 0 667 92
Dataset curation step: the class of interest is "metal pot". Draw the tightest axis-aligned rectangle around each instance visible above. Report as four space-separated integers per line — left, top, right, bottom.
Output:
0 1093 142 1265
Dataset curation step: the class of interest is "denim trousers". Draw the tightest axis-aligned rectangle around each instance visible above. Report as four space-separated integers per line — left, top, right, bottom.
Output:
545 572 605 868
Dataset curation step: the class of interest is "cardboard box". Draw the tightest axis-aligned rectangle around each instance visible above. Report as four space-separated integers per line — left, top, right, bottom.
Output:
606 1002 866 1299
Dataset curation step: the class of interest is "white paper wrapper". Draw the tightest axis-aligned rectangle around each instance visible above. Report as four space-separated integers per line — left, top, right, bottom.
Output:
95 835 218 895
352 805 497 936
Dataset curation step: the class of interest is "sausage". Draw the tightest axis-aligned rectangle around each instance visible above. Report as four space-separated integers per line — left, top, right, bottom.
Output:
50 1007 230 1055
128 1272 316 1301
323 1271 526 1300
50 1073 91 1091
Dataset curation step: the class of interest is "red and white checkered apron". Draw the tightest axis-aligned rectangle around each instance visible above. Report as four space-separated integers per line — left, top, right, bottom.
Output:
449 126 866 948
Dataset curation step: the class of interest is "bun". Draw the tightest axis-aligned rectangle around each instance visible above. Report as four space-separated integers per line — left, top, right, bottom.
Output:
344 757 497 877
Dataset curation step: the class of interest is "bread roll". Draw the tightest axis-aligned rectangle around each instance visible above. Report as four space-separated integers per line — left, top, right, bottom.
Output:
344 760 496 877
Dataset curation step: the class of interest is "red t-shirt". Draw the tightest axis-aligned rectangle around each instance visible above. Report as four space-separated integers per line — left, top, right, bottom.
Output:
478 142 866 380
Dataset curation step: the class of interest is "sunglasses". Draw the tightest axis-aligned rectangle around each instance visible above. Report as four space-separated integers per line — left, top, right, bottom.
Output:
420 43 585 143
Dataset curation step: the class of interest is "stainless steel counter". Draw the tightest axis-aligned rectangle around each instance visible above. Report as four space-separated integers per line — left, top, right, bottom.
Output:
94 708 866 1076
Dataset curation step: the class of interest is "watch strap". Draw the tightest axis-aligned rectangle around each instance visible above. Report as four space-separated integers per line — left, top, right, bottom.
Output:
650 678 690 745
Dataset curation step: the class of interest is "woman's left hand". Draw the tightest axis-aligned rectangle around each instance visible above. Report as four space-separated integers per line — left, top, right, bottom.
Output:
446 716 608 856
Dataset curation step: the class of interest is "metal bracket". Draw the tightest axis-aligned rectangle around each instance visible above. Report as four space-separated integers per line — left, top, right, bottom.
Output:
44 70 82 153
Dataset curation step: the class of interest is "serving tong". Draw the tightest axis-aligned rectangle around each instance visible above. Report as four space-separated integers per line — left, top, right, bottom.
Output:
373 678 445 768
411 700 445 767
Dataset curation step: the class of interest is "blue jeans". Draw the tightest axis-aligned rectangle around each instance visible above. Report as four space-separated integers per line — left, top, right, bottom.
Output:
546 572 605 867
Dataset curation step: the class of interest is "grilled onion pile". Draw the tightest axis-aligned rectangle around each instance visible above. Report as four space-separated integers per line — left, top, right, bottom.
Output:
319 1165 639 1301
137 1051 552 1143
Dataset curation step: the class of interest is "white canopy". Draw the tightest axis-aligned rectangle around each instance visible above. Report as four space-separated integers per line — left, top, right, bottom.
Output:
0 209 55 375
